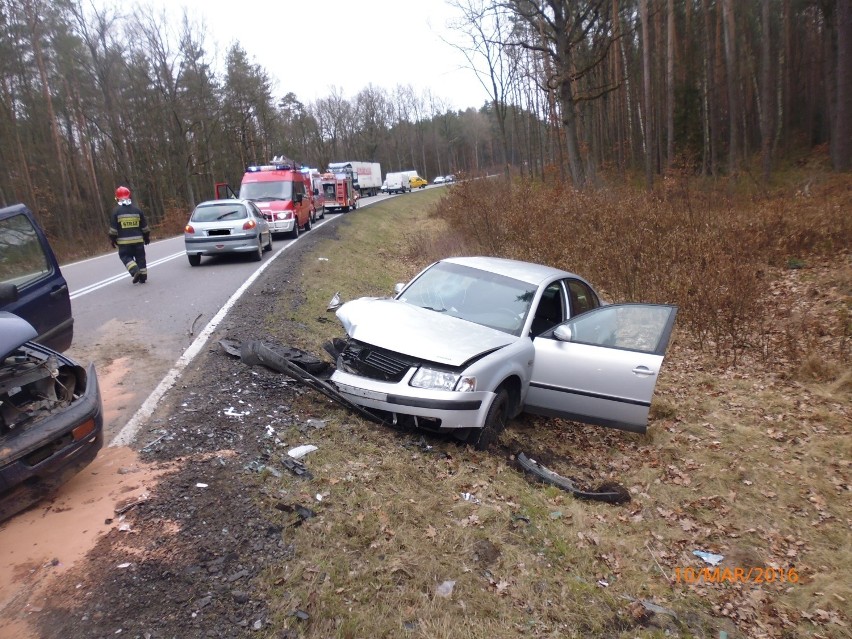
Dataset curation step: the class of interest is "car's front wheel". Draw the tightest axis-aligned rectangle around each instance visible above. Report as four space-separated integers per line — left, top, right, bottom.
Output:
187 253 201 267
288 221 299 239
470 387 508 450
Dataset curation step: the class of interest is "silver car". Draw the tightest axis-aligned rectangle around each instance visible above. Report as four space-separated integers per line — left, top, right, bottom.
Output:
184 199 273 266
330 257 677 448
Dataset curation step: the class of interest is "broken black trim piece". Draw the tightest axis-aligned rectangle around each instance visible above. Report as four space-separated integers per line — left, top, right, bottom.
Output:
236 340 388 426
516 452 630 504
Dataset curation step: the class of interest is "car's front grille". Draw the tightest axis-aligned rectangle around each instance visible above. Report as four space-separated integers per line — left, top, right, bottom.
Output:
339 340 417 382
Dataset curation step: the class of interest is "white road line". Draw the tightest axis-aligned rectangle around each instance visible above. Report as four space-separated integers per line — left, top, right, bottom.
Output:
69 251 186 299
108 214 343 448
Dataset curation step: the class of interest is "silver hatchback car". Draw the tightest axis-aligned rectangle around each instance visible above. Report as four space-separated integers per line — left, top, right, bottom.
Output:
330 257 678 448
184 199 273 266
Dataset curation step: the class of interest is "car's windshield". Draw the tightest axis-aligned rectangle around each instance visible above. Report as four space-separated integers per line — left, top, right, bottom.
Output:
191 203 248 222
239 180 293 201
398 262 536 336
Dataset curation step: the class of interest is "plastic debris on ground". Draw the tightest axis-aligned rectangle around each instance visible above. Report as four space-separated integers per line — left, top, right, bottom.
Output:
460 492 481 504
693 550 725 566
288 444 318 459
435 580 456 598
196 482 208 488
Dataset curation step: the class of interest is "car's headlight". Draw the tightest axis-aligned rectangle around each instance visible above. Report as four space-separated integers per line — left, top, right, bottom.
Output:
410 367 476 392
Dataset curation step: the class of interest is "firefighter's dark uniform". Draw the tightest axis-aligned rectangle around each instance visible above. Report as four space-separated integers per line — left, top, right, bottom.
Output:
109 202 150 283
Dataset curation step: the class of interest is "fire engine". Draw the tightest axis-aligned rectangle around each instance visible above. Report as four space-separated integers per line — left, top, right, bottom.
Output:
320 166 358 213
238 157 315 238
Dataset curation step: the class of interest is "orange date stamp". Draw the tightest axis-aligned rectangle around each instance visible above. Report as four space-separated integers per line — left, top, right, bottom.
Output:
674 566 800 584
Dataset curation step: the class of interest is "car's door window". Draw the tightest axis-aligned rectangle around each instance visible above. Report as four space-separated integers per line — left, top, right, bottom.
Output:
531 282 565 336
562 304 675 354
567 279 599 317
0 213 51 288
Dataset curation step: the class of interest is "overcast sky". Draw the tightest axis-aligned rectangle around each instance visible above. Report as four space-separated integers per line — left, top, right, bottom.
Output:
145 0 493 111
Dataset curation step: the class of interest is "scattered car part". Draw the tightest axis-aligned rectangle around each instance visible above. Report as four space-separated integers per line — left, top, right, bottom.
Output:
0 312 104 522
516 452 630 504
280 455 312 479
236 340 387 425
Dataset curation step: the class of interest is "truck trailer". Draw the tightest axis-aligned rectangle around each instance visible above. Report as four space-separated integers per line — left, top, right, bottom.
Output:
328 161 382 197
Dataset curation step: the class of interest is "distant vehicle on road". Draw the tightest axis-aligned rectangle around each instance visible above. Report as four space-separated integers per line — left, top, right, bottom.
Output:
239 159 315 238
433 176 446 184
409 175 428 189
328 161 382 197
385 172 410 194
184 199 273 266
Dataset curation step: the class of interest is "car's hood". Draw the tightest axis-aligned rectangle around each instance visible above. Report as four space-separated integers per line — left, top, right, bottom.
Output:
335 298 513 366
0 311 38 359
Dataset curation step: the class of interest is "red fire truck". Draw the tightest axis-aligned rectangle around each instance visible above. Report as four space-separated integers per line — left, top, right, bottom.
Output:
238 157 316 238
320 166 358 213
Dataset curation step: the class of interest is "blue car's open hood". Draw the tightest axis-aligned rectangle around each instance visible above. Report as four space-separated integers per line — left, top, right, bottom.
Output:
0 311 38 359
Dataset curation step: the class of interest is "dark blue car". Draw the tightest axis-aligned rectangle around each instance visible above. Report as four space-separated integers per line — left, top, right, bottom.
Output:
0 205 103 521
0 203 73 352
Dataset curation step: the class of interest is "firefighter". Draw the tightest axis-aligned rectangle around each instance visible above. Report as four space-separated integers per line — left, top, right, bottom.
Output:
108 186 150 283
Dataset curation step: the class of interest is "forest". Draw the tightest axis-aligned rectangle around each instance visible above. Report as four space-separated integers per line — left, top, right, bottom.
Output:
0 0 849 259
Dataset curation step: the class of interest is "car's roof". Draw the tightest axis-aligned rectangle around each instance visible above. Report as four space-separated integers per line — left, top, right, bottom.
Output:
442 256 576 286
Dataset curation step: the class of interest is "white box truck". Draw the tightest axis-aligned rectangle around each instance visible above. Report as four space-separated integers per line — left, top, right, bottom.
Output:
328 161 382 197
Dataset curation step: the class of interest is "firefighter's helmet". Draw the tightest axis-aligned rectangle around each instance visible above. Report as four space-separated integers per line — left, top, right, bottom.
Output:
115 186 131 201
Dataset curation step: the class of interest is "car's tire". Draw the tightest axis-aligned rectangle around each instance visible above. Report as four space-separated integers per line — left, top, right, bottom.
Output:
187 253 201 267
304 214 312 232
288 221 299 239
470 387 509 451
343 205 349 213
264 232 273 252
251 238 262 261
320 206 325 219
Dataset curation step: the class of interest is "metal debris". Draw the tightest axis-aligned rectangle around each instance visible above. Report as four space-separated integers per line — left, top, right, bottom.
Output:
516 453 631 504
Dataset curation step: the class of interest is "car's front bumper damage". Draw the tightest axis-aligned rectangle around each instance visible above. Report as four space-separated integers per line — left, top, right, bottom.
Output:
0 344 104 522
330 368 494 430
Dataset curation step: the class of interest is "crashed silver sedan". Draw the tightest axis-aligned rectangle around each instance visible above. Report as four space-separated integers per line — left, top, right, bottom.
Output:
330 257 677 448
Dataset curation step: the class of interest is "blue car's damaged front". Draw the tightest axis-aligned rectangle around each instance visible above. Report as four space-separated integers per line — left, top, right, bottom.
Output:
0 312 103 522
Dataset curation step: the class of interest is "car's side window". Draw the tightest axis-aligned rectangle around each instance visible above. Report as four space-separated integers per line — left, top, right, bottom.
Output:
0 213 51 288
567 279 599 317
531 282 565 336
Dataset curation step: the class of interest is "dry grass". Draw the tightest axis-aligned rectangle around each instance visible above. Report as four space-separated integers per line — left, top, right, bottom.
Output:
256 179 851 639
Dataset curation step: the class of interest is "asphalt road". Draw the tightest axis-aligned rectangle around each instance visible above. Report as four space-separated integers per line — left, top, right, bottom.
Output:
61 191 403 444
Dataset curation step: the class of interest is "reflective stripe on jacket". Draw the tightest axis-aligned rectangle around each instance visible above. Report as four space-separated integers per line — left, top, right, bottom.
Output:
109 204 150 245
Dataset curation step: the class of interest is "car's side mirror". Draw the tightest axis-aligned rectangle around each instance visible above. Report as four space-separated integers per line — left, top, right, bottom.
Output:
393 282 405 295
0 282 19 304
553 325 573 342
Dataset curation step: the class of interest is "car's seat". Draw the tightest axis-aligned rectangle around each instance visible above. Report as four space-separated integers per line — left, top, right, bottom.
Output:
531 288 563 336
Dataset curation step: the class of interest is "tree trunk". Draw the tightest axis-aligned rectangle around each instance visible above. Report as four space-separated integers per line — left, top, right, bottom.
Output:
640 0 654 190
666 0 675 168
721 0 739 172
833 0 852 170
760 0 774 181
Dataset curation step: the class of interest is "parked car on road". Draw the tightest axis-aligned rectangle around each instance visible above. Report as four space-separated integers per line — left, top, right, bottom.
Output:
433 176 445 184
409 175 428 189
0 313 104 522
330 257 677 449
184 199 273 267
0 204 73 352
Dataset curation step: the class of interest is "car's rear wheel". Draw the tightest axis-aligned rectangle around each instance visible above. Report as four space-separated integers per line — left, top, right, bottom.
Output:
187 253 201 267
470 387 508 450
251 238 262 261
304 214 312 231
264 232 273 252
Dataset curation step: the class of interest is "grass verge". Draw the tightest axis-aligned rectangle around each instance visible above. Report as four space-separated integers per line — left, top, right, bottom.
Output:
255 189 851 639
